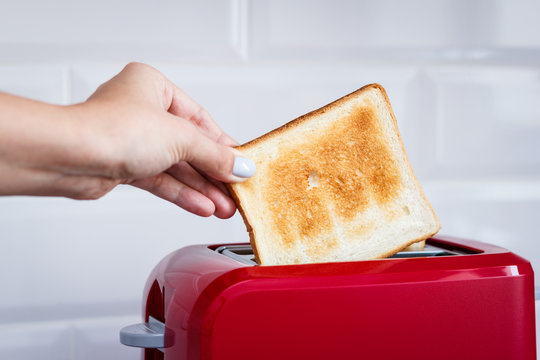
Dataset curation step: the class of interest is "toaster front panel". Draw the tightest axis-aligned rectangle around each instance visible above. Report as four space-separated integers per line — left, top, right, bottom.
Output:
199 260 535 360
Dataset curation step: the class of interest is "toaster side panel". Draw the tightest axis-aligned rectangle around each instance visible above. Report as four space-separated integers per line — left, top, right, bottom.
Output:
143 245 245 360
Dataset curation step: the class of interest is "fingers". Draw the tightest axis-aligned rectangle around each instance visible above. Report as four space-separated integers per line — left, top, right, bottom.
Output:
176 119 255 183
166 162 236 219
132 173 217 217
131 165 237 219
164 79 238 146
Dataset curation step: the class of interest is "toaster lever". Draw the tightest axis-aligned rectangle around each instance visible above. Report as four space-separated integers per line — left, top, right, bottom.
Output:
120 316 167 351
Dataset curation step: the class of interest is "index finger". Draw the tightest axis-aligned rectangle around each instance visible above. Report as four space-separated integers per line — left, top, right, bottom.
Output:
164 79 238 146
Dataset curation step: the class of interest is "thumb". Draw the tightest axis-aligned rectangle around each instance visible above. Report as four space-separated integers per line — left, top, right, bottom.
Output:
179 121 255 183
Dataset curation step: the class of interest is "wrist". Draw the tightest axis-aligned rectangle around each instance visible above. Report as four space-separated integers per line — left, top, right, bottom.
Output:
0 93 117 197
63 102 121 179
0 94 76 173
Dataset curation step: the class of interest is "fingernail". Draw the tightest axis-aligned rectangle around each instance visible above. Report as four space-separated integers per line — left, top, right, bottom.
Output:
233 157 256 178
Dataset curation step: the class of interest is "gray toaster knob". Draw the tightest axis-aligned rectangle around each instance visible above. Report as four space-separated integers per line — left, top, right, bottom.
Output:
120 316 166 351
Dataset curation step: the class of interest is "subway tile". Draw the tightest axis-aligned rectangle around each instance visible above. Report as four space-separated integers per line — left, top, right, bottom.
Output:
249 0 540 62
0 0 240 62
0 65 66 104
0 316 141 359
0 189 238 318
0 300 140 325
0 321 71 360
423 179 540 286
422 66 540 178
72 315 141 360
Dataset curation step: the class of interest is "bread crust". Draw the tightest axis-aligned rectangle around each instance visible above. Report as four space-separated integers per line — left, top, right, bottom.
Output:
226 181 262 264
238 84 384 152
227 84 440 265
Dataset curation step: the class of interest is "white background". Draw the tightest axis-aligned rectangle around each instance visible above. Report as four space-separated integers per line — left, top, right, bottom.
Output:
0 0 538 358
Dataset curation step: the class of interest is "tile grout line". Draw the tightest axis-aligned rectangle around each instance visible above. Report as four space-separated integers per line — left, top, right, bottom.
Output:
0 314 141 329
241 0 250 62
231 0 249 62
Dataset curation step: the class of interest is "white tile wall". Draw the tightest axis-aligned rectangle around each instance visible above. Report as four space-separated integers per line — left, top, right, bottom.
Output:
0 0 240 63
0 188 239 313
424 180 540 276
0 0 538 358
0 321 71 360
0 316 141 360
0 65 67 104
249 0 540 62
72 316 141 360
424 66 540 178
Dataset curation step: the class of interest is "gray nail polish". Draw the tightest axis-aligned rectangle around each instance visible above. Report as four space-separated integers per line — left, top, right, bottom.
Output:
233 157 256 178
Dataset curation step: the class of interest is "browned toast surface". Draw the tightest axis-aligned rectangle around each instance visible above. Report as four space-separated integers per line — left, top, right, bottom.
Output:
228 84 439 265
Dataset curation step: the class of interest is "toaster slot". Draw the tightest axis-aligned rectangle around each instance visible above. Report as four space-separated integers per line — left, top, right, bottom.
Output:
390 244 457 258
215 245 257 265
215 243 465 266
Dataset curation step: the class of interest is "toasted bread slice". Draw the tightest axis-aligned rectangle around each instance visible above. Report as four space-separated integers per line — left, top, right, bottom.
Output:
404 240 425 252
228 84 440 265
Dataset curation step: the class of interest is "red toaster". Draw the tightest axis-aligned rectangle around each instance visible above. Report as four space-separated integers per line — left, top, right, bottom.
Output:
120 236 537 360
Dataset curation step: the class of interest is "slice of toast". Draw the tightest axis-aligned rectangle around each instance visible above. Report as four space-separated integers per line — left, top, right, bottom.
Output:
228 84 440 265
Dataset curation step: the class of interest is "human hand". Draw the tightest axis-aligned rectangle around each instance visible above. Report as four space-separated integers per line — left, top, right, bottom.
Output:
78 62 255 218
0 63 254 218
